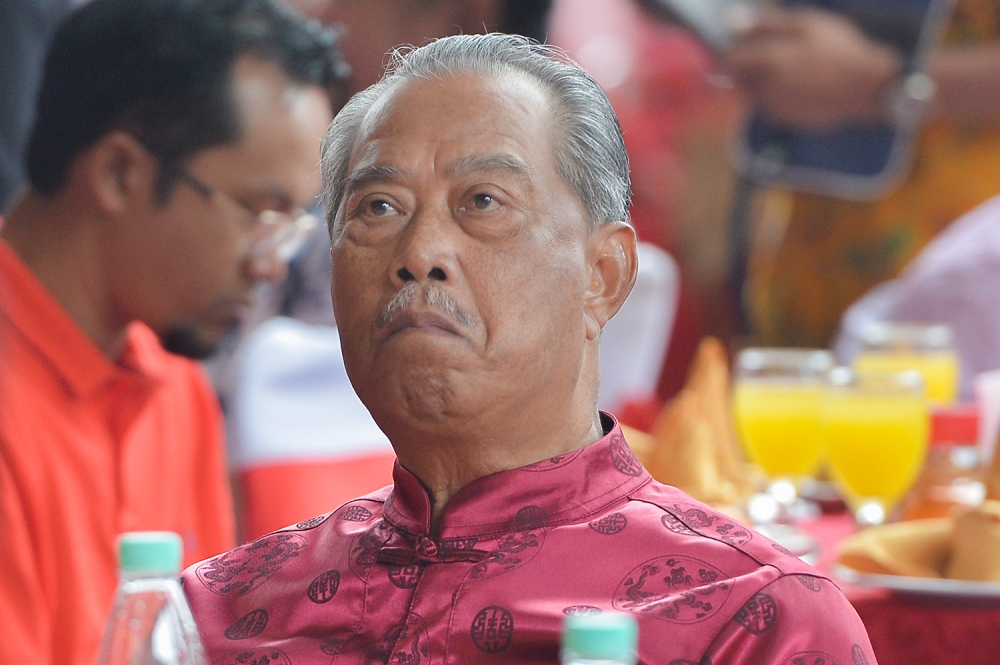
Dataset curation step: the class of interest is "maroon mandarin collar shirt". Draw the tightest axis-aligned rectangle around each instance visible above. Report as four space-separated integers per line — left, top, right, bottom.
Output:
182 417 876 664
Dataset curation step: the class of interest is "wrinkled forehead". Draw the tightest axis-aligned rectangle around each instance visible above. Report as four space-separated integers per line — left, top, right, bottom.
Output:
346 71 558 177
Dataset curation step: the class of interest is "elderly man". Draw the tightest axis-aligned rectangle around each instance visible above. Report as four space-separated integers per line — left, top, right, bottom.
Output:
0 0 343 662
182 34 876 663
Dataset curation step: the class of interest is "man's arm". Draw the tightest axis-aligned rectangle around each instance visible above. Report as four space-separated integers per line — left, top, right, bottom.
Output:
705 573 878 664
726 7 1000 130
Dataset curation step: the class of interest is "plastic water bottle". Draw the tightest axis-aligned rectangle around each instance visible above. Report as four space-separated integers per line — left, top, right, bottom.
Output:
561 611 638 665
97 531 207 665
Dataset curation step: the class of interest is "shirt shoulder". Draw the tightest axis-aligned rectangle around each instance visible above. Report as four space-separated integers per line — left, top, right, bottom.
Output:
627 480 820 577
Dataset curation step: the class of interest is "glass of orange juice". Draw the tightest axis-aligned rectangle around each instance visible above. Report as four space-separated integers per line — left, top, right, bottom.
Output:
853 322 959 405
733 349 833 528
823 367 929 526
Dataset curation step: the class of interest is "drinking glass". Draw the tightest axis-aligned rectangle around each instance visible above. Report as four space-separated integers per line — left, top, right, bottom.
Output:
823 367 929 526
853 322 959 405
733 349 833 554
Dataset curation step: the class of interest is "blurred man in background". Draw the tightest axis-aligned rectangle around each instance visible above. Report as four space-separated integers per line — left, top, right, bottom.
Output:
0 0 344 662
726 3 1000 348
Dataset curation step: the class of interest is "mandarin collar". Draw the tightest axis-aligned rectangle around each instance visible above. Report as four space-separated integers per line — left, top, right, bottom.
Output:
382 415 651 540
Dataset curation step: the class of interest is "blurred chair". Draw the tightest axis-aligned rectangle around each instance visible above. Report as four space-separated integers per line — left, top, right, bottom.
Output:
599 241 680 412
231 317 394 539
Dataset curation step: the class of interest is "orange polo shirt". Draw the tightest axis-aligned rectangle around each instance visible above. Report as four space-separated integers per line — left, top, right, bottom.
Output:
0 239 235 665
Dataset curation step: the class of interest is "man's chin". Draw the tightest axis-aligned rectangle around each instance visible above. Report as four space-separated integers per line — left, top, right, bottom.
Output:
158 325 224 360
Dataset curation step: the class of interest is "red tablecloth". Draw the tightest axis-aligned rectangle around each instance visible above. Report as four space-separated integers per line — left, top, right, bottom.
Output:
803 513 1000 665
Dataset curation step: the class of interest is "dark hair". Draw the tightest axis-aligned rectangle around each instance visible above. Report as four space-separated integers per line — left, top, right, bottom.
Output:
25 0 348 199
501 0 553 43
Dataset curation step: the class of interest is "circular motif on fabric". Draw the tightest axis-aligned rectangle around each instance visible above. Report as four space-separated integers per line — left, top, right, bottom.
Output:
782 651 843 665
349 519 394 579
339 505 374 522
320 639 346 656
470 529 546 579
661 512 698 537
307 569 340 604
852 644 870 665
563 605 603 616
363 613 428 665
589 513 628 535
733 593 778 634
662 503 753 546
523 449 585 472
772 543 795 557
212 649 290 665
471 606 514 654
196 533 307 598
514 505 549 530
293 514 330 530
388 564 421 589
613 555 732 623
609 434 644 477
224 609 268 640
796 574 822 592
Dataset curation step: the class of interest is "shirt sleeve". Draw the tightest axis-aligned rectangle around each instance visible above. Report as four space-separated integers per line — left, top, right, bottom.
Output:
888 264 1000 399
704 573 877 664
0 447 52 664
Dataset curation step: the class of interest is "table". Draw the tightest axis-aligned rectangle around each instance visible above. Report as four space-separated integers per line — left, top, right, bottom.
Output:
802 513 1000 665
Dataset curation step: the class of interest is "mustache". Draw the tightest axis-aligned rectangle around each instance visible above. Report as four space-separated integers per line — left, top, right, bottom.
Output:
376 282 475 329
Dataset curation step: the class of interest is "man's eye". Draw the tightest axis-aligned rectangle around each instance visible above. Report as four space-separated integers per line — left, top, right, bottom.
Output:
471 193 496 210
369 199 395 216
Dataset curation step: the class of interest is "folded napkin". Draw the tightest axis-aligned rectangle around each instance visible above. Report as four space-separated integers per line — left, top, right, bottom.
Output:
642 338 756 508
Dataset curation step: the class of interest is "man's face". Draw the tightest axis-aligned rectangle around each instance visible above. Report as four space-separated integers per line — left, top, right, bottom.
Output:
107 57 333 358
332 72 597 433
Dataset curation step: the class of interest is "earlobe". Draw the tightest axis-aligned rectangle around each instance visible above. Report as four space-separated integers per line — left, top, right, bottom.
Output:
84 132 156 215
584 221 638 341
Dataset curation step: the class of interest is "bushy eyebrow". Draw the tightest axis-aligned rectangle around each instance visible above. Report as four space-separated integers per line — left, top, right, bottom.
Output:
343 164 408 193
443 153 532 180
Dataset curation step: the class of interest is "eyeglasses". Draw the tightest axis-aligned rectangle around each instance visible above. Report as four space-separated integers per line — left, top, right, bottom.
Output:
173 165 319 262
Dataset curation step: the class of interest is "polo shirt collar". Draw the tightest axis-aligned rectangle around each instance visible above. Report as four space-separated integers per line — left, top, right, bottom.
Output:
0 239 167 397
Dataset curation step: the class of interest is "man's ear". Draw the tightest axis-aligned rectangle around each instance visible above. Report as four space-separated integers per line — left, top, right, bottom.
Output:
78 131 158 215
584 221 638 341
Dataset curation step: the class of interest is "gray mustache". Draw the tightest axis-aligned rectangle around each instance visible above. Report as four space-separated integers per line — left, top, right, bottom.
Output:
376 282 474 329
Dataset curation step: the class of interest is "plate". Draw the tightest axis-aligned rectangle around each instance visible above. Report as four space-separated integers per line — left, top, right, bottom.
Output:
834 564 1000 601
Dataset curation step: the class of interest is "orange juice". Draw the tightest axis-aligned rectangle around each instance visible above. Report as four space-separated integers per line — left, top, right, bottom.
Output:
823 390 929 508
854 351 959 405
733 382 824 478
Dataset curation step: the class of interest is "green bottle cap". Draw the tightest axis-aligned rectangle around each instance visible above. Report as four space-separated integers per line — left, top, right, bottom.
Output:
562 612 638 661
117 531 184 575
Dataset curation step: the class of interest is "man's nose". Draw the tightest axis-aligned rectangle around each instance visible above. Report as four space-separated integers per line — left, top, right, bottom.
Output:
245 248 288 284
390 207 457 288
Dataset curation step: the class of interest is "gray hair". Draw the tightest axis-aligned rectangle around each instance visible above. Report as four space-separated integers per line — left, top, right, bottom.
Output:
320 32 631 243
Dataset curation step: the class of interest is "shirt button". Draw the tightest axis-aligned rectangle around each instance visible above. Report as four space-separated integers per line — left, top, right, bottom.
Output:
417 537 438 557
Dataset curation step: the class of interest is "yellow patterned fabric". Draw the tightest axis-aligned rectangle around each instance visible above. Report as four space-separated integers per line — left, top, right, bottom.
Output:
747 0 1000 348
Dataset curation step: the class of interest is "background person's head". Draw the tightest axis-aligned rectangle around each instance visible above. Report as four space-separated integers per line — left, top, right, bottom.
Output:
322 34 637 462
283 0 553 95
19 0 345 359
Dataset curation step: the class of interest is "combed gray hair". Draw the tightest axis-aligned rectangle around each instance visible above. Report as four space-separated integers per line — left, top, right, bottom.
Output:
320 32 631 243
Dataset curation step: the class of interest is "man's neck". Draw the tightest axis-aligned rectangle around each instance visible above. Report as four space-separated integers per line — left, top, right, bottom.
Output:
390 404 606 535
2 192 127 359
